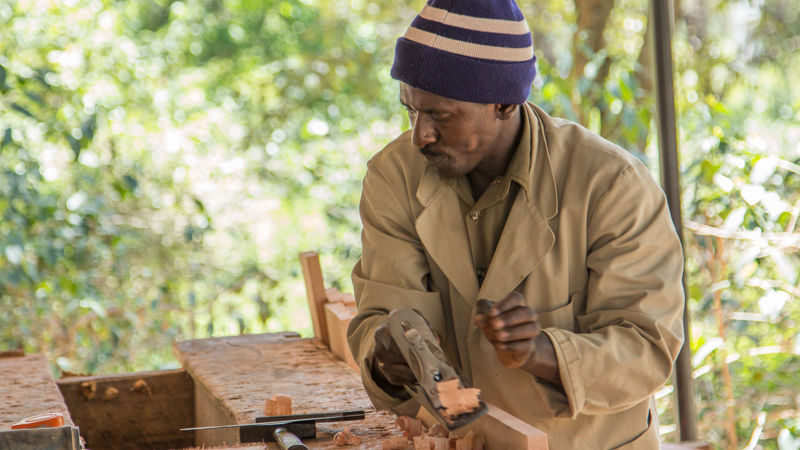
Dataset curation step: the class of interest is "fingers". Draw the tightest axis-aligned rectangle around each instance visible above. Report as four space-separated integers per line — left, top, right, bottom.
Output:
378 361 417 385
476 293 537 329
372 323 416 386
490 321 541 343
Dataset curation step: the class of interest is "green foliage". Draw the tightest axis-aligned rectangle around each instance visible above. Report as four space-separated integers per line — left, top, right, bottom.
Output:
2 0 800 447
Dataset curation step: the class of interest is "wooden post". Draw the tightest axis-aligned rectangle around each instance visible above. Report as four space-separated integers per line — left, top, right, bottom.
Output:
299 251 329 346
650 0 697 441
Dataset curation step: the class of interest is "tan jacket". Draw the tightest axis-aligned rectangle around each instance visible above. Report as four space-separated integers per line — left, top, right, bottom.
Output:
348 103 684 449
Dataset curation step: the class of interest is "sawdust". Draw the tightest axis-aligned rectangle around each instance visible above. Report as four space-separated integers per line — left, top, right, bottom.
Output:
396 416 425 438
130 378 152 396
102 386 119 401
333 427 361 446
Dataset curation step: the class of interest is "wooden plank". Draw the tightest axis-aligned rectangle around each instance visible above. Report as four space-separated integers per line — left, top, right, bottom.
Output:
299 251 330 346
0 354 73 430
173 333 402 448
418 402 548 450
56 369 194 450
323 301 358 372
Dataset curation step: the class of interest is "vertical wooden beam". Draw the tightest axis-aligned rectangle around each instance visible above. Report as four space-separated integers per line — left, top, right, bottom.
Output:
299 251 329 346
651 0 697 441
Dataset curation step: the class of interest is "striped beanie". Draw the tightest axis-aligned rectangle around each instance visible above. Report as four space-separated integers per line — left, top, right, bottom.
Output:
391 0 536 105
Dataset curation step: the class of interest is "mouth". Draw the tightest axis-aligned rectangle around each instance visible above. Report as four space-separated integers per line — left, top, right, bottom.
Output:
420 147 446 164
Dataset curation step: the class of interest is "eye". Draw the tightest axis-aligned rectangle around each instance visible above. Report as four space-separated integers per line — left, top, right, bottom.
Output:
431 112 450 122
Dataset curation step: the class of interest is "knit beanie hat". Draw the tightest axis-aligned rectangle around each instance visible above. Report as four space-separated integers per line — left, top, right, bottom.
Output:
391 0 537 105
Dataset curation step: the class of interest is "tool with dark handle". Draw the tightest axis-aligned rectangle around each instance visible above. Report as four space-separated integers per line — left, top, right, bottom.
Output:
274 427 308 450
180 409 365 443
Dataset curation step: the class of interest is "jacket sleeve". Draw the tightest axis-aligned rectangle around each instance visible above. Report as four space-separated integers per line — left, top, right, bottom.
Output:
347 162 446 417
542 162 685 417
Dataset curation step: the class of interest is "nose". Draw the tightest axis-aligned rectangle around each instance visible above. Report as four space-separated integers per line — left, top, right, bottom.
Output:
410 114 437 148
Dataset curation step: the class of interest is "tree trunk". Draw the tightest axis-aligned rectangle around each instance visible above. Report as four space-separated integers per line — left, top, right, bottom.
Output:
570 0 615 123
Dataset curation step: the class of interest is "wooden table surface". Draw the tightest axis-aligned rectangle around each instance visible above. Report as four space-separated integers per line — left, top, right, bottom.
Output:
173 332 403 449
0 354 73 430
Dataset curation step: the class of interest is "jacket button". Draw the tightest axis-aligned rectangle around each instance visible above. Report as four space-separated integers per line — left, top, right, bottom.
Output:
469 211 480 221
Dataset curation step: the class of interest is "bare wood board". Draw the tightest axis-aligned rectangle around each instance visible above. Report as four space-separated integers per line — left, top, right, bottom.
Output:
0 354 73 430
57 369 194 450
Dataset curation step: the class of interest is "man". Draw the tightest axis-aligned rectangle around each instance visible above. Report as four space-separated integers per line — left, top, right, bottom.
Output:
347 0 685 448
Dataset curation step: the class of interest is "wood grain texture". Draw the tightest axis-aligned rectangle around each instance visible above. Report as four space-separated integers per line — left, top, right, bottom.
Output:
418 402 548 450
467 404 547 450
173 333 403 448
299 251 330 346
56 369 194 450
0 354 73 430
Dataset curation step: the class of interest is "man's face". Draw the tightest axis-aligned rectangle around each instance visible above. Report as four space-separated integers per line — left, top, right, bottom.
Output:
399 83 503 178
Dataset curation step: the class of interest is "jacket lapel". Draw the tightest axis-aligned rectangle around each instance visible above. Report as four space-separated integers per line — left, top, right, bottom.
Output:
475 104 558 310
415 165 480 304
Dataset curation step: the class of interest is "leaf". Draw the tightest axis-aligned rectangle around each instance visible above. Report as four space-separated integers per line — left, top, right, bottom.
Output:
122 174 138 191
10 103 34 118
24 91 45 105
1 128 12 149
0 63 7 91
66 134 81 159
81 114 97 142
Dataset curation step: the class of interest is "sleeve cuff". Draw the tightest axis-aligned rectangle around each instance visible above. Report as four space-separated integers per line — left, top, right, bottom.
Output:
541 328 584 419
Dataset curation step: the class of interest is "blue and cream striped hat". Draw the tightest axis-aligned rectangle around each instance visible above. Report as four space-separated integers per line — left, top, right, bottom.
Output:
391 0 537 105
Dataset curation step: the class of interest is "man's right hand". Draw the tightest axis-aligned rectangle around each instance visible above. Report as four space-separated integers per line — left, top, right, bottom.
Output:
371 323 416 390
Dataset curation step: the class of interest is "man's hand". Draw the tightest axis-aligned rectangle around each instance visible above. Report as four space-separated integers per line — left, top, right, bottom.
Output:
370 323 416 395
474 292 562 386
474 292 540 368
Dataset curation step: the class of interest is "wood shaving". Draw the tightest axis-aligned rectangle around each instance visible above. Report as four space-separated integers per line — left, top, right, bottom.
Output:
436 379 481 417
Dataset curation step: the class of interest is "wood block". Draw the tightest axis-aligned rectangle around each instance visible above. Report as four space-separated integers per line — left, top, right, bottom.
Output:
56 369 194 450
324 301 358 372
418 402 548 450
300 251 330 346
382 435 409 449
264 394 292 416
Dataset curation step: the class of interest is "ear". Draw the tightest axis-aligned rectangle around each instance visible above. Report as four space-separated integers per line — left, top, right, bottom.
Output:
495 104 519 120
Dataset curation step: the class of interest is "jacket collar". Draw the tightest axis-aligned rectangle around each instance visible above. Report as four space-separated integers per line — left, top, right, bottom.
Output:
413 103 558 308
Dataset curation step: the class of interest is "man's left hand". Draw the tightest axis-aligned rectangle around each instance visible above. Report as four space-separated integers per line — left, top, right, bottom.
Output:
474 292 562 387
474 292 540 368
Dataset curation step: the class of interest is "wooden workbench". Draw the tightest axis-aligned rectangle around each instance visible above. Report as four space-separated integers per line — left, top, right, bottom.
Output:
0 354 73 430
173 332 402 449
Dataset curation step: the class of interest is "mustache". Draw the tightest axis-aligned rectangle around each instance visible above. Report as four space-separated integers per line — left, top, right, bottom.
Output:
419 146 440 157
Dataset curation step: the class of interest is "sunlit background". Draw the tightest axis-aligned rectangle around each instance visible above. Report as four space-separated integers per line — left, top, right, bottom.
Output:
2 0 799 447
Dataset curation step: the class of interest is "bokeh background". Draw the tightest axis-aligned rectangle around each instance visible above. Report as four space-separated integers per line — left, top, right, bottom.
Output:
2 0 799 447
